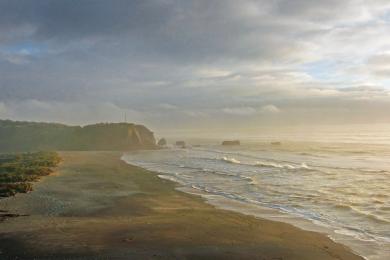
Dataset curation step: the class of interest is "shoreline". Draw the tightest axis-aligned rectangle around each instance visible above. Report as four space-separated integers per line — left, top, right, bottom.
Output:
122 149 389 260
156 175 380 260
177 186 371 260
0 151 363 259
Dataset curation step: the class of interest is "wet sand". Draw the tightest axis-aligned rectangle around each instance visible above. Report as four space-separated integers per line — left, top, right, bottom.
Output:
0 151 363 259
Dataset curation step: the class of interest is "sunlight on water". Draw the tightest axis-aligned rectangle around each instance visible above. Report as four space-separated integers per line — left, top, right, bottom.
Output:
124 125 390 259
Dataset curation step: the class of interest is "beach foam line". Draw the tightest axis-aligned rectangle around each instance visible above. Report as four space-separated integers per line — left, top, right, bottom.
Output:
255 161 310 170
221 156 241 164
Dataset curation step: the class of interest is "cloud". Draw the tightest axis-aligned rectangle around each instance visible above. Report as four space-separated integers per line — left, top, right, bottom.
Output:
0 102 7 116
223 107 257 116
183 110 208 118
260 104 280 114
159 103 178 110
0 1 390 129
0 99 146 125
365 53 390 78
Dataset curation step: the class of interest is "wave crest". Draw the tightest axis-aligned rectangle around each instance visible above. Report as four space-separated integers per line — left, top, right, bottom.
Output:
255 161 310 170
221 156 241 164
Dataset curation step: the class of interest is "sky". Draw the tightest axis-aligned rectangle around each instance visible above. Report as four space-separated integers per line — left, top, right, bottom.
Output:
0 0 390 132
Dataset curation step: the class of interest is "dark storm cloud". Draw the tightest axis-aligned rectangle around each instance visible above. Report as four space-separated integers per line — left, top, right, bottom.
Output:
0 0 167 39
0 0 306 63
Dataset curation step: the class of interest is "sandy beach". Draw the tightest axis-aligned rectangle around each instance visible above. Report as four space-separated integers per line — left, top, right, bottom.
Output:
0 151 363 259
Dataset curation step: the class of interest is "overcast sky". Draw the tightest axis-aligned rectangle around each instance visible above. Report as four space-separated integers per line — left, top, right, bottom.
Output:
0 0 390 131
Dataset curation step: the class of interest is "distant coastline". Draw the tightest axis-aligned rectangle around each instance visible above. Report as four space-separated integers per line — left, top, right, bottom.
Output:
0 119 157 152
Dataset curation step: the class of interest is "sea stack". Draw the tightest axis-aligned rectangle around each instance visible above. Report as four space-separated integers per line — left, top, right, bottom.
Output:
176 141 186 148
222 140 240 146
158 138 167 146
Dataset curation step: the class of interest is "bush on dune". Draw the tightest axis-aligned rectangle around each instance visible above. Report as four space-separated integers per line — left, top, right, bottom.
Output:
0 151 61 198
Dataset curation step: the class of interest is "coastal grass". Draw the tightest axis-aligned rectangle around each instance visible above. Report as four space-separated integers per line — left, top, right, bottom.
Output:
0 151 61 197
0 151 363 259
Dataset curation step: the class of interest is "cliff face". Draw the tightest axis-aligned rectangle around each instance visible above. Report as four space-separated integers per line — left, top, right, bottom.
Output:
0 120 156 152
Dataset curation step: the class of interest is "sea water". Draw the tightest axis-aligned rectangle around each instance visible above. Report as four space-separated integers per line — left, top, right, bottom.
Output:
123 125 390 259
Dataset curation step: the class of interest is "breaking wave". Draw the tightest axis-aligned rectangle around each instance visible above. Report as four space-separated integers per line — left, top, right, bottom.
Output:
221 156 241 164
255 161 310 170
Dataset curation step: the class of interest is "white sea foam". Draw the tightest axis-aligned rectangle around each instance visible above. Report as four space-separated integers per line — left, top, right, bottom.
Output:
122 138 390 259
221 156 241 164
255 161 310 170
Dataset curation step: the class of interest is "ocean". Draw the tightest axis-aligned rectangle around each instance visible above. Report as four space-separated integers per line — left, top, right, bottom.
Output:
122 125 390 259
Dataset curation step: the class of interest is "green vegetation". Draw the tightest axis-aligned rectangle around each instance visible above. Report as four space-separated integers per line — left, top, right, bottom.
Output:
0 151 61 197
0 120 156 152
